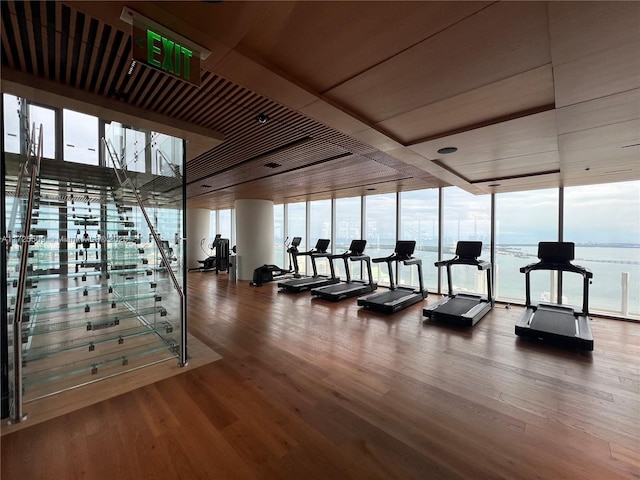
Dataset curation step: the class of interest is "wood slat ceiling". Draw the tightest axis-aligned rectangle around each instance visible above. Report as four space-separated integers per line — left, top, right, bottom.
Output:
1 1 639 210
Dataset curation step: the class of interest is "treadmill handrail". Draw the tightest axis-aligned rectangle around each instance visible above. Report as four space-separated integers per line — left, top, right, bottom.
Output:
403 257 421 266
309 251 337 279
521 261 591 316
435 256 491 270
520 260 593 278
435 242 494 304
372 253 412 263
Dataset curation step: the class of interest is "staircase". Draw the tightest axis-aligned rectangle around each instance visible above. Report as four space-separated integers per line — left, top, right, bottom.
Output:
4 120 186 419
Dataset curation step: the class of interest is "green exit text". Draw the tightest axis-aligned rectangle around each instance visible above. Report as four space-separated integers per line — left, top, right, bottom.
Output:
146 30 194 80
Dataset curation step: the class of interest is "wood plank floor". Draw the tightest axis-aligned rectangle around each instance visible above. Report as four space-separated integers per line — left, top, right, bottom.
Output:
2 273 640 479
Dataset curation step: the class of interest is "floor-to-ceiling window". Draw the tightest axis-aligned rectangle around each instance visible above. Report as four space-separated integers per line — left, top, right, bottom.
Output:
3 94 21 154
271 181 638 320
274 204 285 268
309 199 332 276
400 189 439 290
365 193 397 285
218 209 232 243
564 181 640 317
287 202 307 274
442 187 491 294
63 109 99 166
27 103 56 159
208 210 217 248
495 189 559 303
335 196 362 280
208 208 235 252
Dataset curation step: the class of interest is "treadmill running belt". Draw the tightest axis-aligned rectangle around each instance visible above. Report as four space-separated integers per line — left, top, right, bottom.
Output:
530 309 577 337
436 298 479 317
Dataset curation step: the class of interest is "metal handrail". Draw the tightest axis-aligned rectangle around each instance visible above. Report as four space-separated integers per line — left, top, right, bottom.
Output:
10 123 43 423
102 137 187 367
155 148 182 180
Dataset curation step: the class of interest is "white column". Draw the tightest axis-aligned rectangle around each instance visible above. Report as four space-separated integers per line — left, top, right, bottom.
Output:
235 199 274 281
186 208 211 270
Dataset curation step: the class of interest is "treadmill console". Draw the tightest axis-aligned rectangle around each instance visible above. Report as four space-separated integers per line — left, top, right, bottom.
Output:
538 242 574 263
290 237 302 248
349 239 367 255
395 240 416 257
314 239 330 253
456 241 482 259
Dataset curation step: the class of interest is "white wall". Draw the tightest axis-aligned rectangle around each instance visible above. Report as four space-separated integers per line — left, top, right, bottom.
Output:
186 208 211 270
234 199 274 280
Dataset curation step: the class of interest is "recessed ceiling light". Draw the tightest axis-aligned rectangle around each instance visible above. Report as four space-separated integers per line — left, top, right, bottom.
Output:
201 184 211 188
256 113 269 124
437 147 457 154
264 162 281 169
488 183 501 187
366 188 376 191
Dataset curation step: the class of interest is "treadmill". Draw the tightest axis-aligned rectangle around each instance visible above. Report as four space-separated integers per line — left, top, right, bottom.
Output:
357 240 427 313
515 242 594 351
423 241 494 326
277 239 339 292
310 239 376 301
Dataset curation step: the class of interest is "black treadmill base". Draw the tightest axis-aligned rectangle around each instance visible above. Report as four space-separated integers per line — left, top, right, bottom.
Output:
423 295 491 327
515 307 594 352
515 327 594 352
358 292 425 314
426 312 478 327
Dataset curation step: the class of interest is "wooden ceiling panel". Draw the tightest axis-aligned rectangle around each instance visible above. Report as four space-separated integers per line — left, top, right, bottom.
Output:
558 120 640 153
324 2 551 124
186 154 416 209
377 65 555 144
549 2 640 66
473 172 562 195
555 89 640 135
451 151 560 180
560 144 640 173
236 2 488 93
186 141 352 196
553 40 640 108
408 111 559 181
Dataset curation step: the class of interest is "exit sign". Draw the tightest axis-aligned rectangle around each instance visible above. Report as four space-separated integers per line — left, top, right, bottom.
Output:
132 24 202 86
